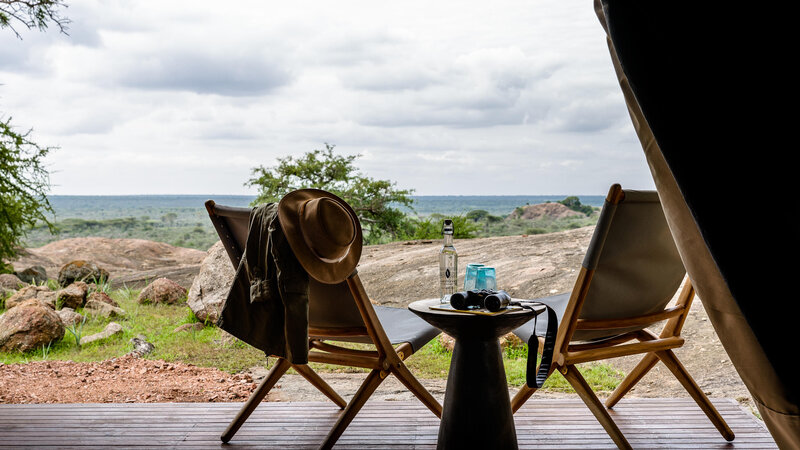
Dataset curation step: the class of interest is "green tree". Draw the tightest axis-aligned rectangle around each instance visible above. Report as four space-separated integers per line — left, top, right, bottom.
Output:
247 144 415 243
1 0 69 38
1 118 56 272
558 196 594 216
1 0 68 272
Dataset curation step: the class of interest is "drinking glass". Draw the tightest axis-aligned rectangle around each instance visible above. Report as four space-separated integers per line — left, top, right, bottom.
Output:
464 263 484 290
475 267 496 291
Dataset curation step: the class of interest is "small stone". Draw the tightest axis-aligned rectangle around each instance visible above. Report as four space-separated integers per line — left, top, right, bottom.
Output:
56 307 84 327
87 291 119 307
56 282 88 310
137 278 187 305
84 299 126 318
173 322 204 333
499 332 525 350
129 336 155 356
80 322 123 346
438 333 455 352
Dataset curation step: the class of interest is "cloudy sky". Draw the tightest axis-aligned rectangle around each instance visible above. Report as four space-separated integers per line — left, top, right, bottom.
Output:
1 0 654 196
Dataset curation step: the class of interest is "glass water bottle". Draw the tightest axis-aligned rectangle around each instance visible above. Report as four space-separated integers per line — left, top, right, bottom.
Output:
439 219 458 303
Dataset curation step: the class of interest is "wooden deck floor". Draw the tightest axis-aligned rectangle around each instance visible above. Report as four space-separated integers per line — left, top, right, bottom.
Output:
0 398 775 449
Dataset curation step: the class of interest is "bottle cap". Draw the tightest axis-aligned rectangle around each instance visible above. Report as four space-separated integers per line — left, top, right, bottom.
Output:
442 219 454 235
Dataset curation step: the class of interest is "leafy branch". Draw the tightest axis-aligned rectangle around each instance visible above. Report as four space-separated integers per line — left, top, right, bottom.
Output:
0 0 70 39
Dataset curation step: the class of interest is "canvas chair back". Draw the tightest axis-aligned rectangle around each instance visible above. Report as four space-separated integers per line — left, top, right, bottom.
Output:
205 201 366 332
571 189 685 341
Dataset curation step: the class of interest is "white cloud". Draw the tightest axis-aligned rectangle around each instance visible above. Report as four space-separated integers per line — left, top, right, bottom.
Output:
0 0 654 195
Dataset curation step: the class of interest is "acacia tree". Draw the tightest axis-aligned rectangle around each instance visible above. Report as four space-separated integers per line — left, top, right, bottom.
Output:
1 0 68 272
247 144 415 243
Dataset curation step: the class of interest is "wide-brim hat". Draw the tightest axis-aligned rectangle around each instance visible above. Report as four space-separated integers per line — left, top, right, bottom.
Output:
278 189 362 284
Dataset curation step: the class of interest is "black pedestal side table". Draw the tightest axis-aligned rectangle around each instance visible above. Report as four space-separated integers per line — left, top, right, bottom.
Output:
408 299 543 450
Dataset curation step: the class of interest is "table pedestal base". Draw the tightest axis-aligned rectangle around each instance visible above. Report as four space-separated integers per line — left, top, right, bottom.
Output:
438 338 518 450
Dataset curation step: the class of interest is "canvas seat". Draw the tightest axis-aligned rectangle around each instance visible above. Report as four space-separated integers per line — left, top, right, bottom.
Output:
511 184 734 450
205 191 442 449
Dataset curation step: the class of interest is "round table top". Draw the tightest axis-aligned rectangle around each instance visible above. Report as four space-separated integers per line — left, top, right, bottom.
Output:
408 298 543 340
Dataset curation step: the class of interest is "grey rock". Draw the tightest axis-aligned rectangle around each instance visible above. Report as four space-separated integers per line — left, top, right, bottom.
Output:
0 299 65 353
80 322 123 346
130 335 155 356
15 266 48 285
187 241 234 323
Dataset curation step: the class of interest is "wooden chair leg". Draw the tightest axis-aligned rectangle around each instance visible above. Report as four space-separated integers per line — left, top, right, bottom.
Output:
511 362 557 413
293 364 347 408
655 350 735 441
320 369 386 450
562 364 632 450
391 361 442 418
606 352 659 408
221 358 291 443
511 384 537 413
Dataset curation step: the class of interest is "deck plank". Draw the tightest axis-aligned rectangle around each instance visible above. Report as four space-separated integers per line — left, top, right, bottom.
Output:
0 398 775 448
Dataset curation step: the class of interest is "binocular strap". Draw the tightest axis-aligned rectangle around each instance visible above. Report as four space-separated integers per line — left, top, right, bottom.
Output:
515 302 558 389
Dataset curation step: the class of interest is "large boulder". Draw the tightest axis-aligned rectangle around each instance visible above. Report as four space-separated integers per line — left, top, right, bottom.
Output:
0 273 24 290
56 281 88 310
137 278 187 305
14 266 48 285
5 285 57 310
0 299 65 352
187 241 234 323
58 260 109 286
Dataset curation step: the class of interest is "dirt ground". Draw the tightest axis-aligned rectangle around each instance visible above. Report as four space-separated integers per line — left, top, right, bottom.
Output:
2 230 756 418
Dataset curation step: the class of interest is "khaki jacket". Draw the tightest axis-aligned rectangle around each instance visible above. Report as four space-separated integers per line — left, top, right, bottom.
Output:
217 203 309 364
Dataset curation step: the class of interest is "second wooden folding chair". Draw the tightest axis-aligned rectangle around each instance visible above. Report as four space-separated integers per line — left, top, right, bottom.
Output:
511 184 734 449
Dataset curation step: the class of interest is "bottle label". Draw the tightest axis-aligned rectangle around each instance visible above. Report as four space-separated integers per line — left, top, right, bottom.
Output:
445 269 451 278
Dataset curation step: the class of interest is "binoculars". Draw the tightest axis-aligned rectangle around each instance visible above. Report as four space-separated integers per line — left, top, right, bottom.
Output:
450 289 511 312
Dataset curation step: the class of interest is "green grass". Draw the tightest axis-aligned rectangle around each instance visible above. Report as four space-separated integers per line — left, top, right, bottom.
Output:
0 287 624 394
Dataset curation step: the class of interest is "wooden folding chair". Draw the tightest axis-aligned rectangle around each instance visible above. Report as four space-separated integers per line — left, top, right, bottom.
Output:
205 200 442 449
511 184 734 449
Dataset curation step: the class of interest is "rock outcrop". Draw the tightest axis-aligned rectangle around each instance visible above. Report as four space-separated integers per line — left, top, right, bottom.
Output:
137 278 187 305
507 202 584 220
0 299 65 352
12 237 207 289
187 241 234 323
